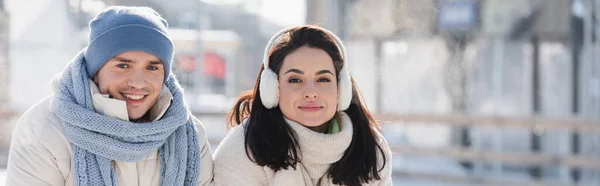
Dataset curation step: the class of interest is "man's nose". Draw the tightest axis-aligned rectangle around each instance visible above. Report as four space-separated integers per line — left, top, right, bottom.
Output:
127 70 146 89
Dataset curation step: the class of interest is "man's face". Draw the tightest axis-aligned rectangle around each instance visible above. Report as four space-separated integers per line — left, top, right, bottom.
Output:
93 51 165 121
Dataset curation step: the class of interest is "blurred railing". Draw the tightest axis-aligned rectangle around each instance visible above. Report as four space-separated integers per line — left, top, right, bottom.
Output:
376 113 600 133
378 113 600 186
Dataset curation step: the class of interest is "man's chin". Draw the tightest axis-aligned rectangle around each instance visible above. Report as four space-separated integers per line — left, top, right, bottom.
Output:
128 115 142 121
128 110 151 122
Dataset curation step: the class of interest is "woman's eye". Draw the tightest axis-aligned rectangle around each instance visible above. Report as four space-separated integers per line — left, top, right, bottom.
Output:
288 78 301 83
317 78 331 82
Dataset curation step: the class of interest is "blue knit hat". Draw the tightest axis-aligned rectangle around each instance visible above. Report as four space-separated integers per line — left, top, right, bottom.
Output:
84 6 174 81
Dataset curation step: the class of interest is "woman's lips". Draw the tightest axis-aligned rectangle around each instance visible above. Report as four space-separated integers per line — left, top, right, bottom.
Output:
298 104 323 112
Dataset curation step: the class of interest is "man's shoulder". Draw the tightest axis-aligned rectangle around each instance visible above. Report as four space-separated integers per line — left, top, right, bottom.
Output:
190 116 208 137
16 96 57 132
13 96 68 148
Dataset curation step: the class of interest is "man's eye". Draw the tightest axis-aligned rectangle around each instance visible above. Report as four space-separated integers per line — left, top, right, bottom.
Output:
147 66 159 71
116 64 129 69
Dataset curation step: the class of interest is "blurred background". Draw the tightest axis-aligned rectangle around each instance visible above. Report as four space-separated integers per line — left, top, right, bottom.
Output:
1 0 600 185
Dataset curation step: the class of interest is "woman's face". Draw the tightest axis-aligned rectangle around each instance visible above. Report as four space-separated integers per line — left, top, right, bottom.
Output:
277 46 338 130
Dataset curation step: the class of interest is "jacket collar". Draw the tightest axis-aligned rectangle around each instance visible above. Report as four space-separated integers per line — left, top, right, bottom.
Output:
88 79 172 121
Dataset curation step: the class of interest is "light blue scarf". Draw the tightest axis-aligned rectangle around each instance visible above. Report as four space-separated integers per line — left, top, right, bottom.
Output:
51 50 200 186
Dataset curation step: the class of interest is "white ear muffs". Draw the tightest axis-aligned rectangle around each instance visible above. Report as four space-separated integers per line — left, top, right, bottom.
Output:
336 62 352 111
259 28 290 109
259 27 353 111
259 67 280 108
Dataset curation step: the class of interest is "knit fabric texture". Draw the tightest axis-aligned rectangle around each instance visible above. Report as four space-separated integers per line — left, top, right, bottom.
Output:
51 50 200 186
281 113 353 185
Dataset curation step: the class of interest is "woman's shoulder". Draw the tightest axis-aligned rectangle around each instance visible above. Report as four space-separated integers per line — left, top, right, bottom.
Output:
213 118 255 165
372 126 393 157
372 126 394 184
214 123 246 154
373 127 390 146
212 119 270 185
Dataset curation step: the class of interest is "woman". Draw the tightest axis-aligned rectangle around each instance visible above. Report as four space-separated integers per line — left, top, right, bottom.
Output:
213 25 392 186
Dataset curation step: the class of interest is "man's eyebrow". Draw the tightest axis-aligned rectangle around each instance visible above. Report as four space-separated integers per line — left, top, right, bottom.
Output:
149 61 163 65
113 57 133 63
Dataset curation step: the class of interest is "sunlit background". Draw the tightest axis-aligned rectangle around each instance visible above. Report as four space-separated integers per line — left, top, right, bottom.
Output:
1 0 600 185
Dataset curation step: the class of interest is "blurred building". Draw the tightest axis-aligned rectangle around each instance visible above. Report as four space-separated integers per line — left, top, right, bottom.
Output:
306 0 351 39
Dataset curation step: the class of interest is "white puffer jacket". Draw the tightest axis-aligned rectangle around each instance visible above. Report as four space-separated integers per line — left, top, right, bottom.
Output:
5 80 214 186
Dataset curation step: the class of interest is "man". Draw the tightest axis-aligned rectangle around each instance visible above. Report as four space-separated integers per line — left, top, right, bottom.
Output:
5 6 213 186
